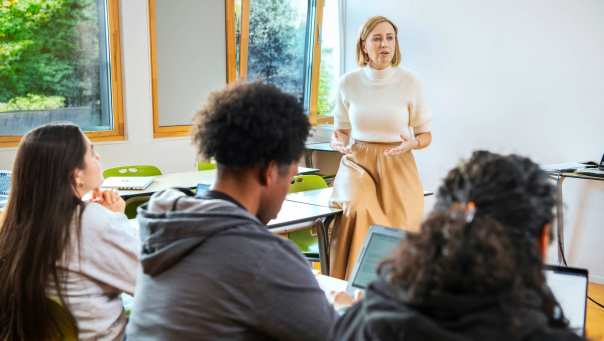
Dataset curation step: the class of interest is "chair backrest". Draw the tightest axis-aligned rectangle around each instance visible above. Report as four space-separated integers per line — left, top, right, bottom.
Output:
197 160 217 171
103 165 162 178
289 175 328 193
47 298 78 341
124 195 151 219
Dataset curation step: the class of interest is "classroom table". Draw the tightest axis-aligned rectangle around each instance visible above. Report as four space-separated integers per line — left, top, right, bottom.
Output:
546 170 604 265
286 187 434 207
117 166 320 198
304 143 336 169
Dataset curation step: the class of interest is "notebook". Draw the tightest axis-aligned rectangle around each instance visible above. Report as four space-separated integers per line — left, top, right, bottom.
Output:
101 176 154 190
544 264 589 337
315 225 405 296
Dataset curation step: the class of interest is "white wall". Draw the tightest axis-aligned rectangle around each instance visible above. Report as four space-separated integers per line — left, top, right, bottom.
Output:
0 0 198 173
345 0 604 282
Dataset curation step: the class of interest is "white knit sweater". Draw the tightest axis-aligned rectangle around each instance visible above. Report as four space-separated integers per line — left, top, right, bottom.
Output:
334 66 432 143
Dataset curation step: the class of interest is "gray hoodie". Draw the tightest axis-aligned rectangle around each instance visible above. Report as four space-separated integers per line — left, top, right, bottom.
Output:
126 189 337 340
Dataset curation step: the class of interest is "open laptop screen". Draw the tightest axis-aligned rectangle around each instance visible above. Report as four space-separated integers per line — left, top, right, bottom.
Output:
349 227 404 290
544 265 588 336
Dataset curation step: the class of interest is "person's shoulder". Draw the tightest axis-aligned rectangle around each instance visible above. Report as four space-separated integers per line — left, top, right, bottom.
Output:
80 202 131 236
394 66 421 83
339 68 364 86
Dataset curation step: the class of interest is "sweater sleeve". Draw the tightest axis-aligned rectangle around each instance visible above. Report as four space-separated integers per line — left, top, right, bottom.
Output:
253 239 338 341
334 78 352 130
78 203 140 295
410 78 432 134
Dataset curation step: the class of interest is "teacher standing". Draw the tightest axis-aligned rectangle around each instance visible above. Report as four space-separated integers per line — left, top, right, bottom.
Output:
329 16 432 279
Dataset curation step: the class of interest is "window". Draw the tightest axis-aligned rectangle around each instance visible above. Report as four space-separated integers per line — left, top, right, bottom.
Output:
316 0 340 123
0 0 124 146
235 0 339 125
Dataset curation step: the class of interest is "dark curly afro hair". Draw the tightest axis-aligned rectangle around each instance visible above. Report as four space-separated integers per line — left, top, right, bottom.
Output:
192 82 311 169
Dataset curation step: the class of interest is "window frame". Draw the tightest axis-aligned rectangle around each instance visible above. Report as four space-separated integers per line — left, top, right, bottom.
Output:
0 0 126 148
148 0 237 138
238 0 330 126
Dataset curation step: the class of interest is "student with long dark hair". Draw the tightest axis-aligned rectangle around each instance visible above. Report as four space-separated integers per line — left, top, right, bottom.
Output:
331 151 583 340
0 123 139 340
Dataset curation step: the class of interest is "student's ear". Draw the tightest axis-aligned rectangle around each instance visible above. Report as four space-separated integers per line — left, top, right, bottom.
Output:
539 223 551 260
258 161 278 187
73 168 83 187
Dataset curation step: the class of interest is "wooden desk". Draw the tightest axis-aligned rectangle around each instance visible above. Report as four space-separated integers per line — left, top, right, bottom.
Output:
118 166 320 198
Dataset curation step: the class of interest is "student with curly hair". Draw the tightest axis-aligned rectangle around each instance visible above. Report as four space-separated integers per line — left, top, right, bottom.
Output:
331 151 584 341
126 82 337 340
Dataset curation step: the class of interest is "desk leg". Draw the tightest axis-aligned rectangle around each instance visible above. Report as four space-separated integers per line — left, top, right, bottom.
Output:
304 150 314 168
317 215 335 275
556 175 566 265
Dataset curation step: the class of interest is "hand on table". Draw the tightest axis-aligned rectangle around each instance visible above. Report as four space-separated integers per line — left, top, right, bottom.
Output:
329 290 364 310
91 188 126 213
330 130 352 155
384 134 418 156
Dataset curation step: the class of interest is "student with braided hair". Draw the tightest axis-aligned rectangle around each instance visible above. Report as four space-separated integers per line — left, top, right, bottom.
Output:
331 151 584 341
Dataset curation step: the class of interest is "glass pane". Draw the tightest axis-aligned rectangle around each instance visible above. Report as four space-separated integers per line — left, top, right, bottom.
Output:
0 0 113 135
246 0 309 105
234 0 242 79
318 0 340 116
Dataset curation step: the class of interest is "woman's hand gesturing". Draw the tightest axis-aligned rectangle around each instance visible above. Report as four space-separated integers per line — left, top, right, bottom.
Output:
383 134 418 156
330 129 352 155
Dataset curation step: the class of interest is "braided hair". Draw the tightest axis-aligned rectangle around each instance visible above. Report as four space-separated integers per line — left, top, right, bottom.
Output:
383 150 566 331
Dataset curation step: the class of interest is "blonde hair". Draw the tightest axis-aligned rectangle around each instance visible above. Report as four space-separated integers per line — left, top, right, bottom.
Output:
355 16 401 67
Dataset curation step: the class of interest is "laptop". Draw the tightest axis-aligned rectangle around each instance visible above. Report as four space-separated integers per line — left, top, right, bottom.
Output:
544 264 589 337
315 225 406 296
0 170 10 209
101 176 154 190
575 153 604 177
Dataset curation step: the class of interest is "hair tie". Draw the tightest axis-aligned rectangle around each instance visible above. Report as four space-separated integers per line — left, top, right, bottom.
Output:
464 201 476 223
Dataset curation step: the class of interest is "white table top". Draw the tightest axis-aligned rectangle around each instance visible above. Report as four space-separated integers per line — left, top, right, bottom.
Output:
305 142 335 152
268 200 341 229
286 187 434 208
118 166 319 198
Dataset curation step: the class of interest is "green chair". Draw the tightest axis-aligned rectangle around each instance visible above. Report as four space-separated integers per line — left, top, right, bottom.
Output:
48 298 78 341
289 174 328 193
102 165 161 219
102 165 162 178
124 195 151 219
197 160 217 171
288 175 329 264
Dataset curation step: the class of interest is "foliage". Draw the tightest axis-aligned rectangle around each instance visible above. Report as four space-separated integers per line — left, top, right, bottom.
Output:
0 0 99 106
247 0 305 102
0 93 65 111
317 47 335 115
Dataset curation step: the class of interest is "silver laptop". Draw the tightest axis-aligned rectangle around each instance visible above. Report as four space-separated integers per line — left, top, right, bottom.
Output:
346 225 406 293
544 264 589 337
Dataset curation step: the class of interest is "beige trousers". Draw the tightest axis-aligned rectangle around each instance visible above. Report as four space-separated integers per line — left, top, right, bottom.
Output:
329 141 424 279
